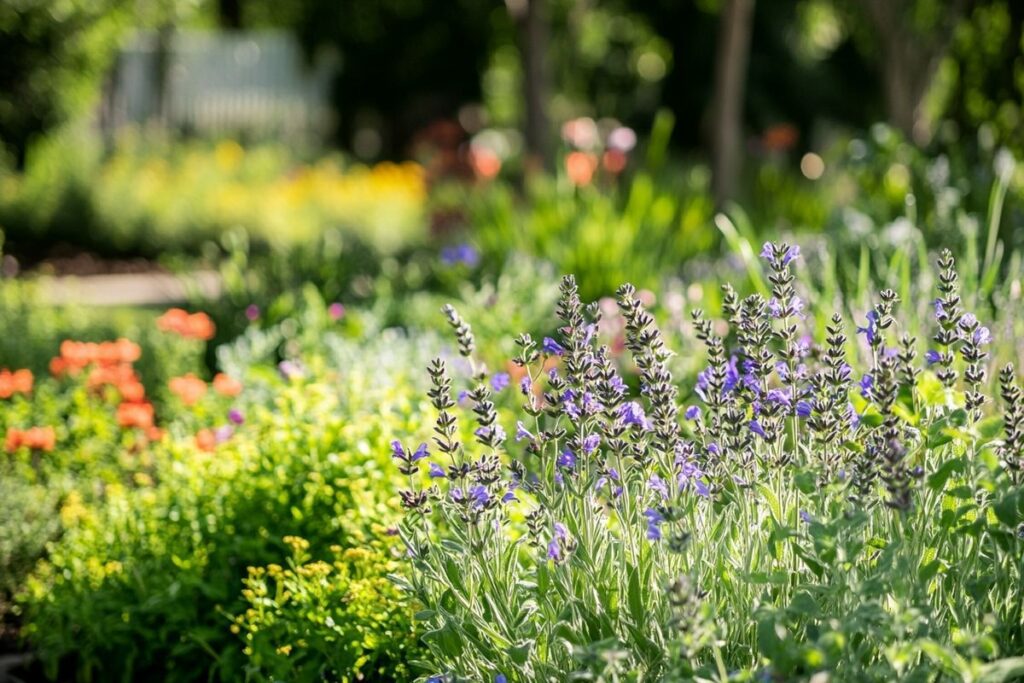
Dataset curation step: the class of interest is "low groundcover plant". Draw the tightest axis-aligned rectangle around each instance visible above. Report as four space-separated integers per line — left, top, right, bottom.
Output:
394 244 1024 681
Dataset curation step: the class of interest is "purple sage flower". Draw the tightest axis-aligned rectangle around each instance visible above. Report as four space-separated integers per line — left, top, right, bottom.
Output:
619 401 649 428
644 508 664 541
685 405 701 421
925 349 942 365
428 462 446 478
515 421 534 442
749 420 767 439
582 434 601 454
490 372 510 392
649 473 670 499
542 337 565 355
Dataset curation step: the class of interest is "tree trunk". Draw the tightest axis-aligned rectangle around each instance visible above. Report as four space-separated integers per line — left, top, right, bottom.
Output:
510 0 552 172
860 0 968 145
219 0 243 30
710 0 755 206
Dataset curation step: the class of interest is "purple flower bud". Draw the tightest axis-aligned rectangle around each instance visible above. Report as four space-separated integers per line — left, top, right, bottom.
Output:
515 421 534 442
799 510 813 524
925 350 942 365
582 434 601 454
390 440 405 461
490 372 510 392
245 304 260 321
542 337 565 355
411 443 429 461
228 408 245 425
796 401 812 418
619 401 650 428
557 449 576 469
214 425 233 444
685 405 701 420
428 462 446 478
644 508 664 541
749 420 767 439
649 473 670 499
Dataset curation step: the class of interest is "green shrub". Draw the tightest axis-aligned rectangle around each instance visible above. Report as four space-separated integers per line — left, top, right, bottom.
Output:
19 331 439 682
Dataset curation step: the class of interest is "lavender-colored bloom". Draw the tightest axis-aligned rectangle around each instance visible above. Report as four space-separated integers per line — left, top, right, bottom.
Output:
608 373 627 394
934 298 946 321
766 389 791 409
515 421 534 442
245 304 260 321
390 441 405 460
475 425 506 442
685 405 701 420
490 372 510 392
228 408 245 425
596 468 623 497
496 675 508 683
501 484 518 504
859 374 873 399
960 312 978 328
450 487 464 503
708 442 721 457
469 485 490 509
760 242 774 260
581 392 603 415
327 302 345 320
547 523 571 562
441 243 480 267
925 349 942 365
723 356 741 392
582 434 601 454
428 462 446 478
557 448 576 469
796 400 812 418
458 390 472 407
278 360 304 380
214 425 234 444
799 510 813 524
677 460 710 498
857 310 879 344
411 443 429 461
619 401 649 428
644 508 664 541
519 376 532 395
542 337 565 355
582 323 598 346
749 420 767 439
974 326 992 345
649 473 670 499
783 245 801 265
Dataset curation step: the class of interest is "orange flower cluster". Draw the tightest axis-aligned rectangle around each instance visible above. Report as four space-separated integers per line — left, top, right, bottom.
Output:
157 308 216 341
5 426 56 453
212 373 242 397
0 368 33 398
50 339 141 377
50 338 156 432
169 373 207 406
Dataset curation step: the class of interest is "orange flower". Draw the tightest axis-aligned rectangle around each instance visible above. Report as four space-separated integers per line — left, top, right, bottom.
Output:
157 308 216 341
5 426 56 452
0 369 33 398
119 379 146 403
565 151 598 186
146 426 165 442
117 401 154 429
195 428 216 452
212 373 242 397
169 373 207 406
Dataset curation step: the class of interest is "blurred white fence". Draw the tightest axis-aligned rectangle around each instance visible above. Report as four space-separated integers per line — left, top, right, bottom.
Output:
101 30 337 142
